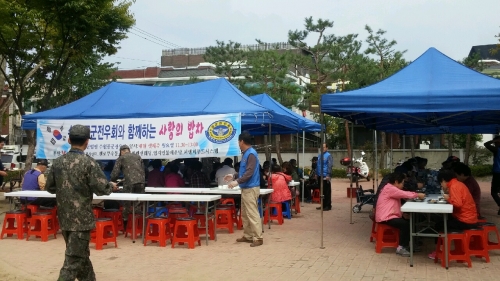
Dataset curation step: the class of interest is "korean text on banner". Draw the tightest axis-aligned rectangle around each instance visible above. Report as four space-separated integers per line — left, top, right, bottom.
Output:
36 114 242 160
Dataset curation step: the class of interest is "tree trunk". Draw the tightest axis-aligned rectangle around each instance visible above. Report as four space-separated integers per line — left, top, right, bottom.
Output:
263 135 271 161
275 135 283 165
410 135 415 158
344 120 351 158
379 132 386 169
24 130 36 173
464 134 471 165
447 134 453 156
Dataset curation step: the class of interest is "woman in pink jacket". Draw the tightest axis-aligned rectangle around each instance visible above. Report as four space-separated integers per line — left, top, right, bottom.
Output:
375 173 425 257
268 164 292 203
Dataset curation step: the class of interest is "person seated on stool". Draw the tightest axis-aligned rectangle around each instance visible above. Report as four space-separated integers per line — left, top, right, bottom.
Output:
21 159 56 207
428 169 478 260
375 172 425 257
267 164 292 208
453 162 482 219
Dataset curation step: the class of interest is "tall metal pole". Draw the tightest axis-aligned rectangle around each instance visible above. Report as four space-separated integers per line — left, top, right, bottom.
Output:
320 112 325 249
390 133 393 171
349 121 354 224
374 130 378 188
302 130 305 207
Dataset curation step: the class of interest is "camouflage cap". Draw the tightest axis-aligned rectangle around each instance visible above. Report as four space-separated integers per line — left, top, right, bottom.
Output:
120 145 130 151
68 125 90 139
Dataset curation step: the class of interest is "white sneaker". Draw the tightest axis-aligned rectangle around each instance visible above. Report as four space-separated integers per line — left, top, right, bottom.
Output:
396 247 410 257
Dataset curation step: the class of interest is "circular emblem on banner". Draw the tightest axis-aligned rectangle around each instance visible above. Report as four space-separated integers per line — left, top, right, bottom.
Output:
205 120 237 144
53 130 63 140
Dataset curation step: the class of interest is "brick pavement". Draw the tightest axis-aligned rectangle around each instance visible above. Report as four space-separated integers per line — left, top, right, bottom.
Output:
1 178 500 281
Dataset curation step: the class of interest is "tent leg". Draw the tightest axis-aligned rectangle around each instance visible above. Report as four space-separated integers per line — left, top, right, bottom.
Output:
320 112 325 249
349 121 354 225
302 131 305 207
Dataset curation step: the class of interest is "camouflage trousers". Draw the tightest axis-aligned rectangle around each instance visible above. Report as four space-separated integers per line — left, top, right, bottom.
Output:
58 230 95 281
122 183 145 221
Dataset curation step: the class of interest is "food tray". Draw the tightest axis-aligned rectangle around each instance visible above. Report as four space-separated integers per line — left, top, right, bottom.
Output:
427 199 447 204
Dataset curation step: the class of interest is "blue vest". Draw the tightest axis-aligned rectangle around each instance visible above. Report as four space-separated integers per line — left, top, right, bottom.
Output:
316 151 331 177
239 147 260 188
22 169 42 201
494 151 500 173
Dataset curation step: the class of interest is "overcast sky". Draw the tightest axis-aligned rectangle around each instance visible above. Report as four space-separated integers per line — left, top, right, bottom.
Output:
105 0 500 69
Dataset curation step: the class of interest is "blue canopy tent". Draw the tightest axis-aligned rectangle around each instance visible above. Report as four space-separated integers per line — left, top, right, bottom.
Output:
22 78 299 132
250 94 321 133
320 47 500 135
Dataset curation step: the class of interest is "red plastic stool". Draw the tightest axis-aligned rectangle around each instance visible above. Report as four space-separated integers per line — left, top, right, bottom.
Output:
435 231 471 268
479 222 500 251
263 202 283 225
39 206 59 231
172 217 201 249
193 212 215 240
312 189 321 204
144 217 171 247
466 228 490 263
124 214 143 239
375 223 399 253
220 202 238 226
215 207 234 233
90 218 118 250
168 210 189 230
101 209 124 234
26 212 57 242
1 211 27 240
93 207 103 219
291 194 301 214
370 221 377 242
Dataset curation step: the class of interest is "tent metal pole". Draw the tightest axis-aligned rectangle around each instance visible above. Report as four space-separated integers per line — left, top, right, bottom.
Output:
320 112 325 249
403 135 406 163
302 130 305 207
374 130 378 189
350 121 354 224
390 134 393 172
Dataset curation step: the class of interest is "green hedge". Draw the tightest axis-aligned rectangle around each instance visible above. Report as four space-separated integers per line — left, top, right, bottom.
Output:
5 170 23 182
332 168 346 178
470 164 492 178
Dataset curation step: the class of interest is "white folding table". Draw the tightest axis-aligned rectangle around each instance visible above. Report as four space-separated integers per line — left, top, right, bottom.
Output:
401 194 453 269
140 194 221 245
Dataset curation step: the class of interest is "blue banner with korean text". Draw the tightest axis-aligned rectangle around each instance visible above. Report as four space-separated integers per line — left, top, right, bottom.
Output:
36 114 242 160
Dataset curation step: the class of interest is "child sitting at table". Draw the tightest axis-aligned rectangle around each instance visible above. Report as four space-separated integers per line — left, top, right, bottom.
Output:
375 172 425 257
268 164 292 204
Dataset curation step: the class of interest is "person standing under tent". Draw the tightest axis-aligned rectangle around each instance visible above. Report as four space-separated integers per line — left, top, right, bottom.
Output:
46 124 117 280
110 145 145 229
224 131 264 247
316 143 333 211
485 136 500 215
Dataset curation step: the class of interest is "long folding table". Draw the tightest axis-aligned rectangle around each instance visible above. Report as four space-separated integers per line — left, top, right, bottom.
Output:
401 194 453 269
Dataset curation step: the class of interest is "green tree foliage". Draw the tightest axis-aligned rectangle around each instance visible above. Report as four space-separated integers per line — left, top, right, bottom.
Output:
242 42 302 108
288 17 336 105
0 0 135 170
461 51 485 72
203 40 247 80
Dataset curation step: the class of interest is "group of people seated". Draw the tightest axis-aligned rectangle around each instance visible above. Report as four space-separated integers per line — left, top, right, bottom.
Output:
373 155 481 258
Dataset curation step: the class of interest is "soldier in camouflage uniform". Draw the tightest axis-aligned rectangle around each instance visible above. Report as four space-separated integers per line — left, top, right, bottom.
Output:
46 124 118 281
110 145 145 228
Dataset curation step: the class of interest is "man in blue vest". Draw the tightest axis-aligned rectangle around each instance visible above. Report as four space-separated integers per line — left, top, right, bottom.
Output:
21 159 56 207
225 131 263 247
485 136 500 215
316 143 333 211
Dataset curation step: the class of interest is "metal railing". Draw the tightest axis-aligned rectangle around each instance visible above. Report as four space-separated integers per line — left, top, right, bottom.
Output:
162 42 296 56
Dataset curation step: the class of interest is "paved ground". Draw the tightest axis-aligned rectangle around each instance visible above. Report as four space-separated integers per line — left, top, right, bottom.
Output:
1 178 500 281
